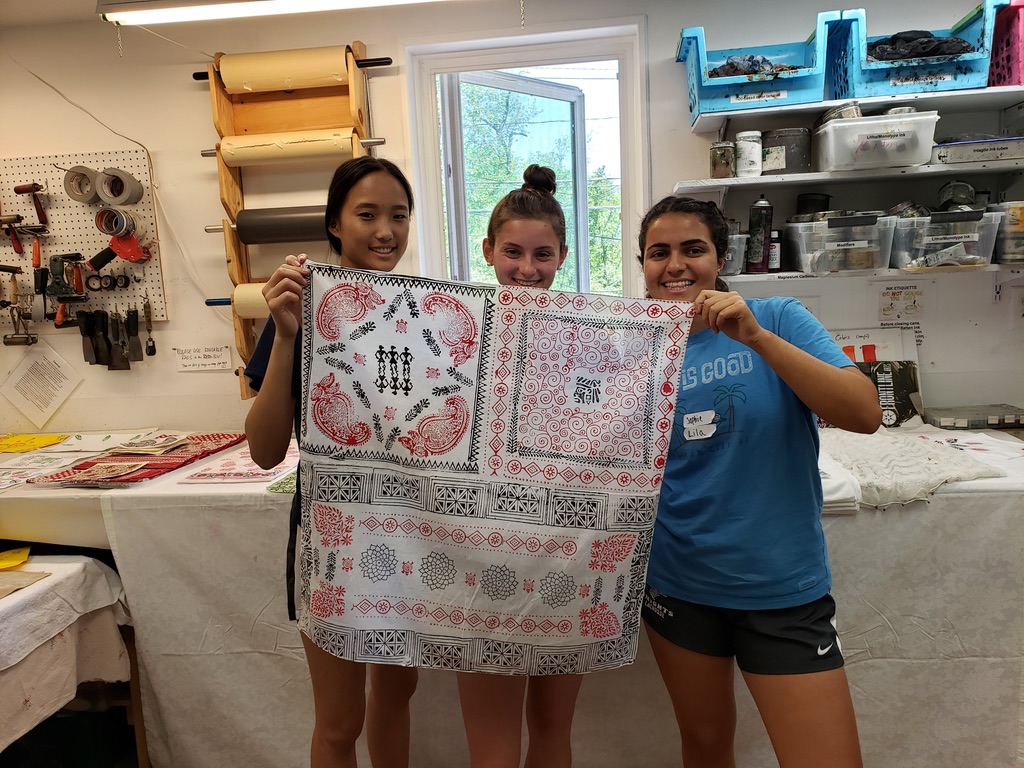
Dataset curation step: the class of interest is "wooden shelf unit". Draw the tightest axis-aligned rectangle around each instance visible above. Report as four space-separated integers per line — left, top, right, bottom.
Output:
206 42 373 398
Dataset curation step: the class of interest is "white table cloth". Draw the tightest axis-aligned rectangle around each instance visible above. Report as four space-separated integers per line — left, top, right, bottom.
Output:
0 555 130 751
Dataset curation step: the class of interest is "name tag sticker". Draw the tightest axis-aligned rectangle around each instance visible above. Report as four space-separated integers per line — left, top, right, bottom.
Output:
684 410 718 441
685 423 717 441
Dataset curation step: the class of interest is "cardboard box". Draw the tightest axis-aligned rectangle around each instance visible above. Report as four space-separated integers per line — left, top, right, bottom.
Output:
930 137 1024 164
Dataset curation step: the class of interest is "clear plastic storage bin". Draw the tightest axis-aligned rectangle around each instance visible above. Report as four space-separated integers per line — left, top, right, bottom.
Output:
890 210 1003 269
988 201 1024 262
814 111 939 171
785 215 896 273
721 234 749 276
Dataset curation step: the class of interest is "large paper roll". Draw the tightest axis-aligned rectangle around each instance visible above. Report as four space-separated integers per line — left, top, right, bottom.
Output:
232 283 270 319
235 206 327 245
220 128 356 168
218 46 348 94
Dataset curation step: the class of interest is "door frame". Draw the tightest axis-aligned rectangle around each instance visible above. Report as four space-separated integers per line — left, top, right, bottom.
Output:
401 18 649 297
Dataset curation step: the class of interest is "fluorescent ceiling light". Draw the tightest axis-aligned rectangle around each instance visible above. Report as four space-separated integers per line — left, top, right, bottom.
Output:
99 0 458 25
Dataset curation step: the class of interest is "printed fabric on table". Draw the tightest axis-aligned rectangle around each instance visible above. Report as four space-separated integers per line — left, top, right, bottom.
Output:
299 263 692 675
26 433 246 488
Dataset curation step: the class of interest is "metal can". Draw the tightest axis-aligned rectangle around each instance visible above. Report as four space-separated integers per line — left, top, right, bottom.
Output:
886 200 930 218
746 195 773 273
938 180 976 211
710 141 736 178
761 128 811 175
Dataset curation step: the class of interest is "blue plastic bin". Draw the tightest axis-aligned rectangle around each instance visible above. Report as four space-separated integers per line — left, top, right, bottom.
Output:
826 0 1008 99
676 11 841 126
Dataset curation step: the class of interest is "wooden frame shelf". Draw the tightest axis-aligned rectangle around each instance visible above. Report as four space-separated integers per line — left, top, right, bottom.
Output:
206 41 377 398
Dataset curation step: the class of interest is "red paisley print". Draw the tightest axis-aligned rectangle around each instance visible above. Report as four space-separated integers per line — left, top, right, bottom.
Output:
312 503 354 548
422 293 478 366
398 396 469 457
311 373 371 446
317 282 385 340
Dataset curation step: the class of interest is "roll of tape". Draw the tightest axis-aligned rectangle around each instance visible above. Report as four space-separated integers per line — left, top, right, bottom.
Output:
220 128 355 168
64 166 101 204
218 46 347 94
235 205 327 244
232 283 270 319
95 168 144 205
95 207 142 238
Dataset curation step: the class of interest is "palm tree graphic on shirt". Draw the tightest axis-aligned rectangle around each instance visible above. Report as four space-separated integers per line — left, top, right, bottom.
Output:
713 383 747 433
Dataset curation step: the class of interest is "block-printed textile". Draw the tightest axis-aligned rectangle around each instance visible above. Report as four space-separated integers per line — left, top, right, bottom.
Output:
299 264 692 674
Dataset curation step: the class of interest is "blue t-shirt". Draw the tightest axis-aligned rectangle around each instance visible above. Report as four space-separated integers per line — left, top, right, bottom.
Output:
646 297 855 610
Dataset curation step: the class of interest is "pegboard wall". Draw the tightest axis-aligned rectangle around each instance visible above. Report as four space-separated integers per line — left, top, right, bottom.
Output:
0 149 167 322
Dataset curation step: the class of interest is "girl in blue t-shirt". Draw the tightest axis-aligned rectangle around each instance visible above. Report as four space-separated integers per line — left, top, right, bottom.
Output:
638 196 881 768
245 157 419 768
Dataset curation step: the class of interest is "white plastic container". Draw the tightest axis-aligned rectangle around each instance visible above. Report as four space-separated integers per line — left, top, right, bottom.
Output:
721 233 749 276
890 210 1003 270
813 111 939 172
989 201 1024 263
784 215 896 273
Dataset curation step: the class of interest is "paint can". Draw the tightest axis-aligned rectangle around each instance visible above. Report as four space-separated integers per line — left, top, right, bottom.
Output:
761 128 811 175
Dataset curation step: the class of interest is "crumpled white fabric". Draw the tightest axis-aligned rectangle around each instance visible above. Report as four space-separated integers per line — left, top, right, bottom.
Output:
818 428 1006 508
0 555 127 671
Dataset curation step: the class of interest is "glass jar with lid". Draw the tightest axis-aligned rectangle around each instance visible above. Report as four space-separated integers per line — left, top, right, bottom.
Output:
709 141 736 178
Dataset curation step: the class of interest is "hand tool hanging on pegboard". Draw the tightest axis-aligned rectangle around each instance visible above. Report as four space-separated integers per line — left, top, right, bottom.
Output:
76 310 96 364
1 214 24 253
13 183 48 226
144 296 156 356
2 272 37 347
108 310 131 370
45 253 88 309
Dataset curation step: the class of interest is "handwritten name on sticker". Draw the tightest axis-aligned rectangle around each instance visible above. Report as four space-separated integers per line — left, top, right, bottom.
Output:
684 409 717 441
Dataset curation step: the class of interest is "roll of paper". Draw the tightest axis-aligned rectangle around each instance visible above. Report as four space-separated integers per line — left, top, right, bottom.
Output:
220 128 356 168
218 46 347 94
235 205 326 245
232 283 270 319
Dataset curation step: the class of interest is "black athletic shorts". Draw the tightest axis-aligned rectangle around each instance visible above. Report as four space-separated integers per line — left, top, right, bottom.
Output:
642 585 845 675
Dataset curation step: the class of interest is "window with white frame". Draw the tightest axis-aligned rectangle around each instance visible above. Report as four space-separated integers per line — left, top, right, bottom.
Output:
404 22 649 297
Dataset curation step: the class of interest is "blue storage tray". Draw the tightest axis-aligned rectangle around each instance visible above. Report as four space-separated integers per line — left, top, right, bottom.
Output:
826 0 1008 99
676 11 841 126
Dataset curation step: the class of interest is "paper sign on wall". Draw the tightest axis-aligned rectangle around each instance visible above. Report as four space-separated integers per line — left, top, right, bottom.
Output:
877 284 927 345
173 345 232 372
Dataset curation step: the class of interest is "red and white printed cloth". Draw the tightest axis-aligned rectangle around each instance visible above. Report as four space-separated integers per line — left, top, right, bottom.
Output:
298 264 692 674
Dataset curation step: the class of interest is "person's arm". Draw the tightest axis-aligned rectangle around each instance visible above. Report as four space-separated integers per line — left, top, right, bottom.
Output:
245 254 309 469
694 290 883 434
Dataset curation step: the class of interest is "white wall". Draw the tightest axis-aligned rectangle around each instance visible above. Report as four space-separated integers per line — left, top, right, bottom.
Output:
1 0 1021 434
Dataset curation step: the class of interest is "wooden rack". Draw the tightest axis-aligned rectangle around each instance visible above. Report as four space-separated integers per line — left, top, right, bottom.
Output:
206 42 374 398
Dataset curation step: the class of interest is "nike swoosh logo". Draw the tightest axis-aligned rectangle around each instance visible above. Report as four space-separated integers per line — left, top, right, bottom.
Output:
817 643 834 656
